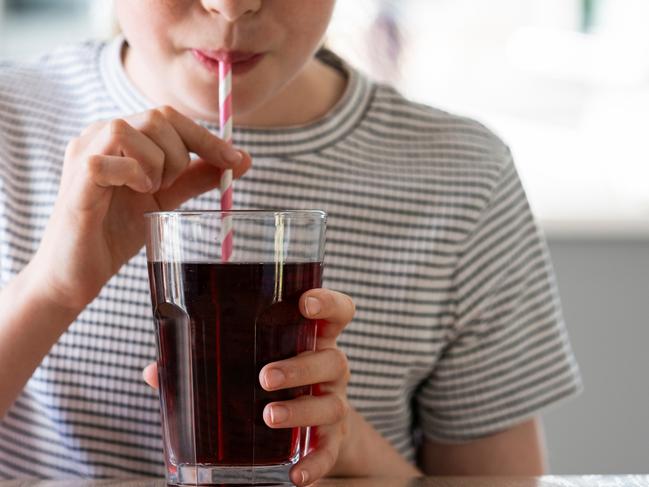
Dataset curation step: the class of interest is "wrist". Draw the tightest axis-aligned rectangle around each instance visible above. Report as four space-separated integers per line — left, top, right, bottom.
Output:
329 407 422 478
22 255 86 320
330 407 369 476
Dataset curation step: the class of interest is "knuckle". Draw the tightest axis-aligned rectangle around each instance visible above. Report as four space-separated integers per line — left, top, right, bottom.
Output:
158 105 178 119
129 159 143 179
65 137 81 157
330 348 349 374
109 118 130 137
286 362 308 384
85 154 106 181
326 348 350 383
330 394 349 421
342 367 351 385
153 145 166 166
86 153 103 173
345 295 356 319
143 109 166 134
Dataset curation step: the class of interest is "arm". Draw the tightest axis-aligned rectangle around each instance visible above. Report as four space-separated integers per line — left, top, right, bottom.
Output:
413 145 579 477
331 408 422 478
141 289 423 484
420 418 546 476
0 106 250 420
0 260 81 419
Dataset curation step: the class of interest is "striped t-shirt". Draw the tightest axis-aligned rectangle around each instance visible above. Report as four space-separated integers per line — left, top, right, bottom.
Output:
0 36 581 478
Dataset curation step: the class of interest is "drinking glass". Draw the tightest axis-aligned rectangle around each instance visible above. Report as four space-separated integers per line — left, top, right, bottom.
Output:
144 210 326 485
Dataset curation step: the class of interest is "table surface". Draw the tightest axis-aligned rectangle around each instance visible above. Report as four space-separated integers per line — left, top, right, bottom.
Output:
1 477 649 487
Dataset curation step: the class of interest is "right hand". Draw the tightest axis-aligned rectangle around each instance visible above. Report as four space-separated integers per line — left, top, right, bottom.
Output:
32 106 252 312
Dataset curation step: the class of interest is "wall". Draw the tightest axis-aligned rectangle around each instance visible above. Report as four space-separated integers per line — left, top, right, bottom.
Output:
543 237 649 473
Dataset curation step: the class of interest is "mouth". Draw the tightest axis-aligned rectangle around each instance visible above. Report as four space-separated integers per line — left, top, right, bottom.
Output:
192 49 265 76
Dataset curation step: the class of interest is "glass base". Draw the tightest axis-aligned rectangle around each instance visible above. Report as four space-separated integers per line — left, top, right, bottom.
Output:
168 462 295 485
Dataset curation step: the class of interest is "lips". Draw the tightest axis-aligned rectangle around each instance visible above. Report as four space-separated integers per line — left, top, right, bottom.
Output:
196 49 258 63
192 49 264 75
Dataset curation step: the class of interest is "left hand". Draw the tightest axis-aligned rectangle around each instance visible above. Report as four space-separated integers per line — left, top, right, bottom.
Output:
258 288 355 485
142 288 355 486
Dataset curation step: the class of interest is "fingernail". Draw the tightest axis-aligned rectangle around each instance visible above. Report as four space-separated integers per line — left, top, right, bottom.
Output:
300 470 309 485
269 404 289 424
305 297 321 317
264 368 286 389
224 147 243 164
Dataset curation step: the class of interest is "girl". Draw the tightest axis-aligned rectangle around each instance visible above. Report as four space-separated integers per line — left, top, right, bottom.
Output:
0 1 581 484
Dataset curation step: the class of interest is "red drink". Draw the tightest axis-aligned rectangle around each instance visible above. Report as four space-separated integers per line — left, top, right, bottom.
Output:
148 261 322 467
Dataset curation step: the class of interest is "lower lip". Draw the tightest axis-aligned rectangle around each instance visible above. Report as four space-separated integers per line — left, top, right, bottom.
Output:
192 50 264 76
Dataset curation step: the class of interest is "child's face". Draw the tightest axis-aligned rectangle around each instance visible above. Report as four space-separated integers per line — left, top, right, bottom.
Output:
115 0 336 122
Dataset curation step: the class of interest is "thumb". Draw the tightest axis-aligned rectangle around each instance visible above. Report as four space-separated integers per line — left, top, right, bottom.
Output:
142 362 159 390
155 152 252 210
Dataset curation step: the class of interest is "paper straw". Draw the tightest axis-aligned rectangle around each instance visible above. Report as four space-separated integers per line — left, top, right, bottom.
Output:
216 61 233 462
219 61 234 262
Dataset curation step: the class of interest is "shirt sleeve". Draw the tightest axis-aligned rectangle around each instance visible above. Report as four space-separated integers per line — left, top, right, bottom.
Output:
416 147 582 443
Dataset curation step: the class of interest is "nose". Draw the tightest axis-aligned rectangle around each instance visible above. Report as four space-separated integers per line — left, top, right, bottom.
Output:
200 0 262 22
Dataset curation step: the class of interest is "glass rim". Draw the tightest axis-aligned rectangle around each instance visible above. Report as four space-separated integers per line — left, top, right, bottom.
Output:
144 209 327 219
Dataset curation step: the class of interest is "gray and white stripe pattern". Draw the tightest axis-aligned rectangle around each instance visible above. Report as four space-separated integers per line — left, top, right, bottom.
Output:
0 36 581 478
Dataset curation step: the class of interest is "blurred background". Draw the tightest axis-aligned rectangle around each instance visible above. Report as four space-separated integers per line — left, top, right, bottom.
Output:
1 0 648 474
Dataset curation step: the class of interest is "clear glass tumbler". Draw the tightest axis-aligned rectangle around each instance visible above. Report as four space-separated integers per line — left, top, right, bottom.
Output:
144 210 326 485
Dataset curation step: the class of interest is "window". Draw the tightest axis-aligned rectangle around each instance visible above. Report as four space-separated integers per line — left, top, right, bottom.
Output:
328 0 649 236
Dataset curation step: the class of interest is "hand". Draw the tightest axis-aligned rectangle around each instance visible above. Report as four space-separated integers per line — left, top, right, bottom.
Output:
142 288 355 486
258 289 354 485
33 106 251 311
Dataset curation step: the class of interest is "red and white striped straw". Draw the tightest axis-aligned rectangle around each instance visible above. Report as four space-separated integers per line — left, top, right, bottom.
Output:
219 61 234 262
215 61 233 461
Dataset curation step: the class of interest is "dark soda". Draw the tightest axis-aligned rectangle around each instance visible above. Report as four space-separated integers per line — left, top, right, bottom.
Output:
148 261 322 466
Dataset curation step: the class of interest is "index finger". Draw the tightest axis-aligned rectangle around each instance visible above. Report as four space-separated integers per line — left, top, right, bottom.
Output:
158 105 244 168
299 289 355 343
